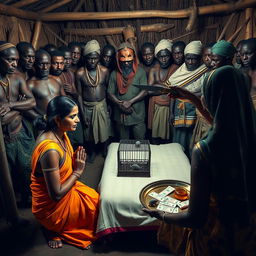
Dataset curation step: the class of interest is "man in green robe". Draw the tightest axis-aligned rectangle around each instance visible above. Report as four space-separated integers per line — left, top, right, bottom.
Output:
108 42 147 140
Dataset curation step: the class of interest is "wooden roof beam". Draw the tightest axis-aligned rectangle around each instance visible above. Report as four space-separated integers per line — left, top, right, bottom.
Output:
12 0 39 8
40 0 73 13
40 0 256 21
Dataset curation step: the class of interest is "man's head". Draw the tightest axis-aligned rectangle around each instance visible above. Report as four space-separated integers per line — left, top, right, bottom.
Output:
240 38 256 69
68 42 81 65
117 43 136 76
184 41 203 71
172 41 186 65
0 41 19 75
83 40 101 70
59 46 72 71
140 42 155 66
235 40 246 65
16 42 35 71
101 44 116 68
34 49 51 79
43 44 57 54
211 40 236 69
50 51 65 76
202 43 215 69
155 39 173 68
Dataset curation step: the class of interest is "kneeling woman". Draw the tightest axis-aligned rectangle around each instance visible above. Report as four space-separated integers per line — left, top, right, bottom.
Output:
31 96 99 249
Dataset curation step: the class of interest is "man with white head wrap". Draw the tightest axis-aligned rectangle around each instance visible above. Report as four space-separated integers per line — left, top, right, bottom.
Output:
76 39 111 162
147 39 180 144
165 40 210 157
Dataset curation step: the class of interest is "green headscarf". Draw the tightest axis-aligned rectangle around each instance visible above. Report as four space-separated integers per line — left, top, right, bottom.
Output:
211 40 236 58
201 65 256 221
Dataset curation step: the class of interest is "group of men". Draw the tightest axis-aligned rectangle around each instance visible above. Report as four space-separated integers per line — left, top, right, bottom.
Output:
1 36 256 206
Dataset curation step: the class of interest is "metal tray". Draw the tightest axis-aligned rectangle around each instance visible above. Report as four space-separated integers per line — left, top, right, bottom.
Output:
139 180 190 210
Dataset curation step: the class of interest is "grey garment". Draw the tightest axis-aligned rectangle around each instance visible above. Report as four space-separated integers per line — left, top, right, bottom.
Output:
172 126 194 158
118 122 146 140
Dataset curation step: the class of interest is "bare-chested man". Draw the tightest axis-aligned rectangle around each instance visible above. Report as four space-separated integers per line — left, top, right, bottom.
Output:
0 42 36 207
68 42 82 73
26 49 65 123
240 38 256 109
16 42 35 81
76 40 111 162
147 39 179 144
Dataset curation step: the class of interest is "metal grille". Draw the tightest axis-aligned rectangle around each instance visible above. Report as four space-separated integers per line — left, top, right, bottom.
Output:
117 140 151 177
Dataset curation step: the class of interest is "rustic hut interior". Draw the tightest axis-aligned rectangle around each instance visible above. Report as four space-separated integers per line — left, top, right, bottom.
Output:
0 0 256 255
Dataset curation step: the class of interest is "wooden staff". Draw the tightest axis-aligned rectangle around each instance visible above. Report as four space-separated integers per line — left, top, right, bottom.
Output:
217 12 236 41
12 0 39 8
32 20 42 49
44 25 68 46
227 17 250 42
245 8 254 38
40 0 256 21
63 23 175 36
185 0 198 32
0 118 20 222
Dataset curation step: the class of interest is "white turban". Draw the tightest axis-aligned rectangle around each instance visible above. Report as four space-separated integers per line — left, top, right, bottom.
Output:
154 39 173 56
184 40 202 55
83 40 100 56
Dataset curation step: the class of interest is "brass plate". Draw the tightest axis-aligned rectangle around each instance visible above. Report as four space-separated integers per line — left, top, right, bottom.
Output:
139 180 190 211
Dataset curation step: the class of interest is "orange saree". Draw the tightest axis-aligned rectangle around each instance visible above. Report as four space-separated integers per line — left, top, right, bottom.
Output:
30 133 99 248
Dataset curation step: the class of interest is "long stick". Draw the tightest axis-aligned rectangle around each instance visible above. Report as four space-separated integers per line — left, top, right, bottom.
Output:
32 20 42 49
227 17 250 42
12 0 39 8
40 0 256 21
217 12 236 41
245 8 253 38
18 23 26 42
63 23 175 36
0 118 20 222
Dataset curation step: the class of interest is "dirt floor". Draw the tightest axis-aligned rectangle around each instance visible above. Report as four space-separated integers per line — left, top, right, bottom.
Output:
0 154 173 256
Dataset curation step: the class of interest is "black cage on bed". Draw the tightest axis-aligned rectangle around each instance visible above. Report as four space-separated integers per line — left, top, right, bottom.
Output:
117 140 151 177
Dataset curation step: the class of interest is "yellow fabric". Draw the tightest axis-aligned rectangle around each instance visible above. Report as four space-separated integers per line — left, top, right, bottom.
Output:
30 133 99 249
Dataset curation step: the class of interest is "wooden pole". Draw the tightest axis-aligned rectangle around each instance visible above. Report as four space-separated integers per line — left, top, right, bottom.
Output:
0 3 37 20
227 17 250 42
12 0 39 8
32 20 42 49
40 0 256 21
63 23 175 36
40 0 73 13
18 23 26 41
217 12 236 41
245 8 254 38
44 25 68 46
0 119 20 222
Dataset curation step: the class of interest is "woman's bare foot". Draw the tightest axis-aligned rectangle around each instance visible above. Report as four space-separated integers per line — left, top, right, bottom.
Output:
48 238 63 249
42 227 63 249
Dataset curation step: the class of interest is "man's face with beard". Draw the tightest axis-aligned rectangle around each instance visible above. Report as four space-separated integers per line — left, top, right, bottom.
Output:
0 47 19 75
119 47 134 76
35 53 51 79
19 47 35 71
50 56 64 76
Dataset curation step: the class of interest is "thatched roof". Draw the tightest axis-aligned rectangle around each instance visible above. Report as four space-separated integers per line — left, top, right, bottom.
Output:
0 0 255 49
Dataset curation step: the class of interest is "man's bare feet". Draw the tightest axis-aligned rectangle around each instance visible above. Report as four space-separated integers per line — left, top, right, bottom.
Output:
48 238 63 249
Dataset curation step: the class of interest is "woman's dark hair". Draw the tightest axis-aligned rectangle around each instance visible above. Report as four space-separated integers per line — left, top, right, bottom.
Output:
34 96 77 131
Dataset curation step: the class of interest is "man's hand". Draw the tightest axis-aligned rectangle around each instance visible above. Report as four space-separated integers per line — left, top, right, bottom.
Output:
122 100 132 109
0 103 11 116
168 87 195 102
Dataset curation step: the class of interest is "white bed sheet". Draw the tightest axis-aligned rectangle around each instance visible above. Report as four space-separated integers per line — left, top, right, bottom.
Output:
96 142 191 237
